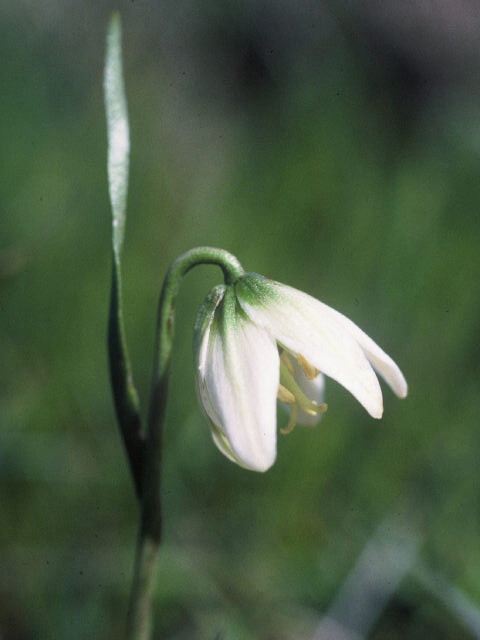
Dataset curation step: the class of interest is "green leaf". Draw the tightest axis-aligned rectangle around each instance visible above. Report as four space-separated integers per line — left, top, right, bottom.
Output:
104 11 130 260
104 13 144 499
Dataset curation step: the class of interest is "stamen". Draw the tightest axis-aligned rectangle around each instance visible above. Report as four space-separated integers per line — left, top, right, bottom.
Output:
297 354 320 380
280 350 294 375
278 352 327 434
277 384 295 404
280 360 324 414
280 404 298 435
304 402 328 416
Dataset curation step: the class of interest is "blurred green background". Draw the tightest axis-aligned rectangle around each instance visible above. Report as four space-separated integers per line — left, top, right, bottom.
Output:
2 2 480 639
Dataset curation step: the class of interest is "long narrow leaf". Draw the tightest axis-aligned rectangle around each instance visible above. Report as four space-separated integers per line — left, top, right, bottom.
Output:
105 12 130 260
104 12 144 498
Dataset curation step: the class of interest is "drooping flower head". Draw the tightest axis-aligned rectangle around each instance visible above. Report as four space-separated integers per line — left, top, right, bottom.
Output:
194 273 407 472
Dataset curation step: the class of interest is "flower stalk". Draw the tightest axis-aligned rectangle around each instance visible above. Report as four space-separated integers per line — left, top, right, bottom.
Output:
125 248 245 640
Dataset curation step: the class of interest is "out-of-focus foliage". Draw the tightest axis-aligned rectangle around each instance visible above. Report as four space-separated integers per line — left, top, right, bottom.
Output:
1 2 480 639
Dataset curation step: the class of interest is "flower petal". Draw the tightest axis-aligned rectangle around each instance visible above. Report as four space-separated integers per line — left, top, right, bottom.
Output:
319 306 408 398
196 285 280 471
194 284 228 432
194 285 227 377
236 275 384 418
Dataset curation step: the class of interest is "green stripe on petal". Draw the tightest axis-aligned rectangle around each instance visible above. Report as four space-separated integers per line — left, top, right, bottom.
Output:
235 273 282 306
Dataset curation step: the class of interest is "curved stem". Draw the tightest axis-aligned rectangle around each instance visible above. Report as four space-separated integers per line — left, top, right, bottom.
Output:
126 247 244 640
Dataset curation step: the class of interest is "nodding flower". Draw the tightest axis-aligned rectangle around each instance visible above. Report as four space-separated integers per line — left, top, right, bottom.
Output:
194 273 407 472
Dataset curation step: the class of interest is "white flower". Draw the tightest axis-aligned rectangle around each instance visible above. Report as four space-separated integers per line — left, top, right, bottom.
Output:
194 274 407 472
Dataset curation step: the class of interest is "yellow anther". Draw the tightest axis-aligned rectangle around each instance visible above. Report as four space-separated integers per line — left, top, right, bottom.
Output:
305 402 328 416
277 384 296 404
280 404 298 435
297 354 320 380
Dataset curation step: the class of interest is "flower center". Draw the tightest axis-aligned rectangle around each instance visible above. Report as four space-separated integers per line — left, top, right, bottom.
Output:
277 351 327 435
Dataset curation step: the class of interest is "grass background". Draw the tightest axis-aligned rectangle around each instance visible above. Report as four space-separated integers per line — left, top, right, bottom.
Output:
1 2 480 638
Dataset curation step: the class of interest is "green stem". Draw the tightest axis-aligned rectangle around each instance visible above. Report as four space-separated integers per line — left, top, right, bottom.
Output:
126 247 244 640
